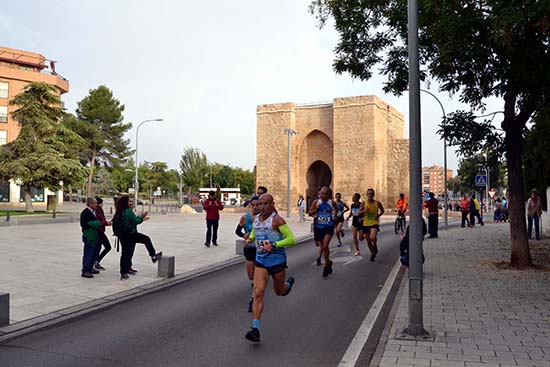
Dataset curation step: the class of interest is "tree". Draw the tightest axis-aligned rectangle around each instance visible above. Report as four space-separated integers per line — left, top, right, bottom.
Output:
451 155 506 197
75 85 131 197
523 107 550 210
0 83 86 212
310 1 550 267
180 147 208 195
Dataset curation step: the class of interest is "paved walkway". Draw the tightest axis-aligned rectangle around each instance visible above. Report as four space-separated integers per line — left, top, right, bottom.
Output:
375 222 550 367
0 211 314 323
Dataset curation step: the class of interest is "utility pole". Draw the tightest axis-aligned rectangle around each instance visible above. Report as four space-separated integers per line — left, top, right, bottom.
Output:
403 0 429 338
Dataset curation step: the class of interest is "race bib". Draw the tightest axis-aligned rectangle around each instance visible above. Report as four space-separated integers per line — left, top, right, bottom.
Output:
317 214 331 224
255 239 272 250
351 208 359 216
337 210 343 217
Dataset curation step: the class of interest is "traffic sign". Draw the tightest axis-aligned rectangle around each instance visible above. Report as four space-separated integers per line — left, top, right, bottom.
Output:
475 175 487 186
488 189 497 199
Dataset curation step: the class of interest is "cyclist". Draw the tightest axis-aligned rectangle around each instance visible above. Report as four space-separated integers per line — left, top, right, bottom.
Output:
396 193 408 226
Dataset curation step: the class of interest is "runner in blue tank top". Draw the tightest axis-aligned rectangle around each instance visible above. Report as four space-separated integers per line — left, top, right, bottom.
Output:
244 194 296 343
309 186 336 278
235 196 260 312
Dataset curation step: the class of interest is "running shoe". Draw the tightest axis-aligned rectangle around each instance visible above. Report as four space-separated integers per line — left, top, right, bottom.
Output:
151 252 163 263
354 251 360 256
89 269 100 274
281 277 295 296
370 254 376 261
322 266 329 278
94 261 106 271
316 256 322 266
81 272 93 278
120 273 129 280
337 240 342 247
247 298 253 312
128 268 138 275
204 242 210 247
328 260 333 274
245 327 260 342
212 242 218 246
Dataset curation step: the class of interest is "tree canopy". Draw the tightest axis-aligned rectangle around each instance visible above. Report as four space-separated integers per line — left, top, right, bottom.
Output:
73 85 131 197
311 0 550 266
0 82 86 212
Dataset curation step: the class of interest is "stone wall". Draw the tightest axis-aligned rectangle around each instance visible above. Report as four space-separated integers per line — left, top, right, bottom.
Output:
256 96 408 214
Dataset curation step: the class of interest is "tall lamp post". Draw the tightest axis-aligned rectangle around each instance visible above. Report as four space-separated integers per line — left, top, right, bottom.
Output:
283 128 298 218
419 89 448 229
134 119 163 207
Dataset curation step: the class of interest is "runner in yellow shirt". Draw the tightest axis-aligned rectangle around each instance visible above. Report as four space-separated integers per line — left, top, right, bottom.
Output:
359 188 385 261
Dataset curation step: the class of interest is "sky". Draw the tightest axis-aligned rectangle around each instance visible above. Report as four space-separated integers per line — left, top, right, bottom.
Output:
1 0 503 173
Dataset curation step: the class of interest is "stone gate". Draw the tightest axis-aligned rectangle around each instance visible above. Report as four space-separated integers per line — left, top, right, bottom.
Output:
256 95 409 213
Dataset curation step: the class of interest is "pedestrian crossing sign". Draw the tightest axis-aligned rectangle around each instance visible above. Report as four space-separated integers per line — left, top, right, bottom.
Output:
475 175 487 186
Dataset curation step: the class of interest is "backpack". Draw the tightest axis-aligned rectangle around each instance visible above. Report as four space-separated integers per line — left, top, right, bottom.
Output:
112 211 129 237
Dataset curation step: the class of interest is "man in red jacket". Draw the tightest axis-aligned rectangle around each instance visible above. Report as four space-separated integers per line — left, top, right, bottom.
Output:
203 190 224 247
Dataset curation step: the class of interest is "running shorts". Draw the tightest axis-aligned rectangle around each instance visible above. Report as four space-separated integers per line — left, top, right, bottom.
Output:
314 225 335 242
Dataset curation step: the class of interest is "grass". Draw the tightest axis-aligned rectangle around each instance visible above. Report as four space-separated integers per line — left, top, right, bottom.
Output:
0 210 53 216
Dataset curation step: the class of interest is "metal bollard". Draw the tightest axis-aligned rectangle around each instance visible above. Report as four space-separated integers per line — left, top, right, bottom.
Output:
158 256 175 278
52 210 56 219
0 292 9 326
110 206 113 214
6 211 9 222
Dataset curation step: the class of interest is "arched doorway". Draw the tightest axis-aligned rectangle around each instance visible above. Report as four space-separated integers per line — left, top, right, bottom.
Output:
306 160 332 209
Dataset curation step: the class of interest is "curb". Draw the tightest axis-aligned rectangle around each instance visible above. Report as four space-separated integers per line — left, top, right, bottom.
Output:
0 233 314 344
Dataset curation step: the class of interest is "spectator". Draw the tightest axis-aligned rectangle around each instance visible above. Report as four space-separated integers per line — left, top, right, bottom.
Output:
114 195 162 281
425 192 439 238
526 189 542 240
472 194 484 226
93 197 112 271
80 197 101 278
460 194 471 228
494 197 502 222
297 194 306 223
203 190 224 247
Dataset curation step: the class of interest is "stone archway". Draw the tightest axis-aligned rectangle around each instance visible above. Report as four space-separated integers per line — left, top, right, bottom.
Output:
306 160 332 209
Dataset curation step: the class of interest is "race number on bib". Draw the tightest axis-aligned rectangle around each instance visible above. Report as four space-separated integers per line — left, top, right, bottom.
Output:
351 208 359 216
317 214 331 224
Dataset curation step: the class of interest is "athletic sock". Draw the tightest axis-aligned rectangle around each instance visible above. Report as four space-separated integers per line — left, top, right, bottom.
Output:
252 319 260 329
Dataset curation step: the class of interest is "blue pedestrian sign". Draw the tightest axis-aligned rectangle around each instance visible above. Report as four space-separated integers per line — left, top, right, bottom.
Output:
475 175 487 187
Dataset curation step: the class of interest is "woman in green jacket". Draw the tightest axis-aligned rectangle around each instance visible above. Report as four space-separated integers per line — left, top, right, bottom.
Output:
114 195 162 280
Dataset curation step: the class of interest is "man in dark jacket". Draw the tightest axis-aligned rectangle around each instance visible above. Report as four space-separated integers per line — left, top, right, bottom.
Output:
203 190 224 247
80 197 101 278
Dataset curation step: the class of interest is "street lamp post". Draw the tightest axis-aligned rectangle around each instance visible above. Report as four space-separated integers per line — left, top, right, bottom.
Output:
419 89 448 230
283 128 298 218
405 0 429 338
134 119 163 207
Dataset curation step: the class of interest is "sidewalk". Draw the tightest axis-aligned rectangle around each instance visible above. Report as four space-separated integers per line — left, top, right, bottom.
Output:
0 211 313 324
375 222 550 367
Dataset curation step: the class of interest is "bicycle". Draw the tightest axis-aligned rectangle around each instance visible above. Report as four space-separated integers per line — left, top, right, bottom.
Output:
394 211 406 234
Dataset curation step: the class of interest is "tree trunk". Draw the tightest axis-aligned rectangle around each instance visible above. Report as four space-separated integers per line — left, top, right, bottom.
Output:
504 112 531 267
68 184 73 202
24 183 34 213
86 149 97 197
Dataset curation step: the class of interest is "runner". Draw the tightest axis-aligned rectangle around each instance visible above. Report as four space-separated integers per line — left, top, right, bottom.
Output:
334 192 350 247
359 188 385 261
235 196 260 312
346 193 364 256
310 189 323 266
308 186 335 278
244 194 296 342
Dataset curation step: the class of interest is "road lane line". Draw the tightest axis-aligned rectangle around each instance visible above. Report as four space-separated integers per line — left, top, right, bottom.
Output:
337 258 402 366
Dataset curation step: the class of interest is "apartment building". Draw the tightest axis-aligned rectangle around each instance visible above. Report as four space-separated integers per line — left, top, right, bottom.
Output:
422 165 453 195
0 46 69 207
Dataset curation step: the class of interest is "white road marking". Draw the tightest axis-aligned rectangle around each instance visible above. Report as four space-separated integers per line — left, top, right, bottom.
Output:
337 259 402 366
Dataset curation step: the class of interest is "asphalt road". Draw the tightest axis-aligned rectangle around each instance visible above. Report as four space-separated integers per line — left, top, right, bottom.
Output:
0 227 401 367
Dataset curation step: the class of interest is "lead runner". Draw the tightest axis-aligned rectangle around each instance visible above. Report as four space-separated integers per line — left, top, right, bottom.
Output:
244 194 296 343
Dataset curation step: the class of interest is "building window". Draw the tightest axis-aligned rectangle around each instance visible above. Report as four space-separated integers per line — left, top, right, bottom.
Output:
0 181 8 202
0 130 6 145
0 106 7 123
0 82 7 99
19 185 45 202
